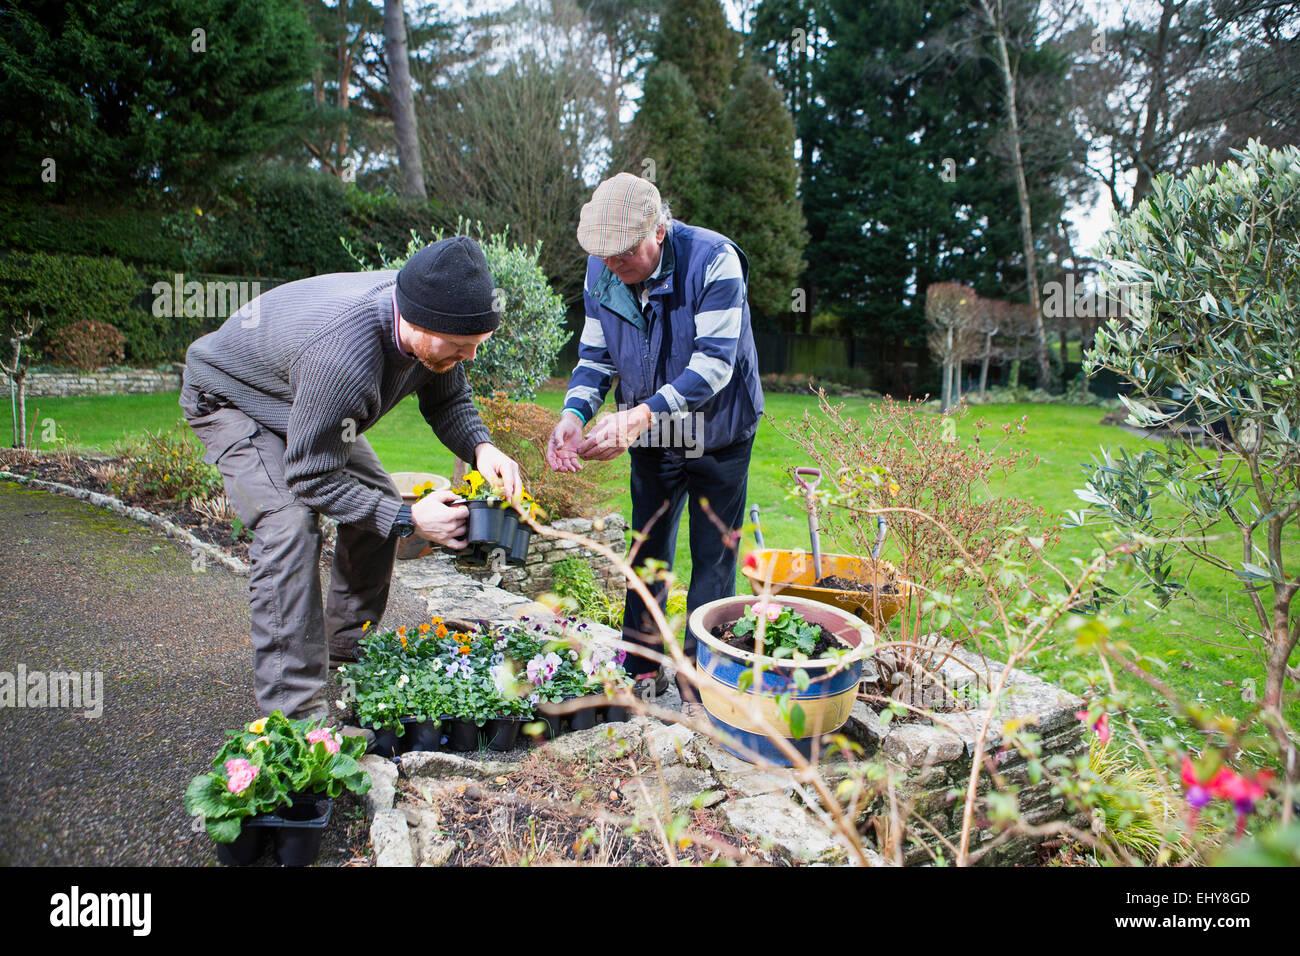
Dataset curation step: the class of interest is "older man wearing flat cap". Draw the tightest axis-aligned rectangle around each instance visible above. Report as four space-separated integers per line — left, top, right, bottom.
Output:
546 173 764 711
181 235 521 721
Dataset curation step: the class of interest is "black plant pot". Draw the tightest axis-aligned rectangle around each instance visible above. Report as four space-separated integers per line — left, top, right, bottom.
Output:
215 824 269 867
271 793 333 867
568 703 598 732
404 717 443 752
604 704 629 723
215 793 333 867
508 526 532 566
368 723 404 759
445 717 480 752
498 509 519 550
466 499 505 545
484 717 526 751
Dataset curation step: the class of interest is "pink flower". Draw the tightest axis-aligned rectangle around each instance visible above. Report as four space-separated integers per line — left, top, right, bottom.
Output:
224 758 258 794
1218 769 1273 835
756 602 783 622
1181 758 1228 806
306 728 341 754
526 652 563 684
1180 758 1239 828
1075 709 1110 746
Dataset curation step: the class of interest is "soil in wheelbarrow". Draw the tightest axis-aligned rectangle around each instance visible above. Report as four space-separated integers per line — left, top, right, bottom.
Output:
814 574 900 594
710 622 842 658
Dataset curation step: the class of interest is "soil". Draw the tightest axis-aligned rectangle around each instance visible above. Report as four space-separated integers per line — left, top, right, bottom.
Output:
403 752 770 866
710 620 843 658
0 449 340 566
814 573 899 595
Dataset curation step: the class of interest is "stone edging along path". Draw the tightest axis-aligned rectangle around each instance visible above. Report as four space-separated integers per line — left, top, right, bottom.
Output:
0 470 250 576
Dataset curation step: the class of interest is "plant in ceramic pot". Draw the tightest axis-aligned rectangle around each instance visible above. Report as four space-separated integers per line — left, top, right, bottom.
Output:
688 594 874 766
393 477 451 560
184 711 371 865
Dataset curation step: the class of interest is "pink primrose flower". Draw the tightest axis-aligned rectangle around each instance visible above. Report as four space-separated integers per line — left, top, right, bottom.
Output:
224 758 258 795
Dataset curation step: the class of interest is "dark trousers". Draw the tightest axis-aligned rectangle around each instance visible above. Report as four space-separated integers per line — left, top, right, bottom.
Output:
622 436 754 698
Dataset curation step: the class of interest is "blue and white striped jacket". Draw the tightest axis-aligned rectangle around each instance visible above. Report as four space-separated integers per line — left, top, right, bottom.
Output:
562 222 764 453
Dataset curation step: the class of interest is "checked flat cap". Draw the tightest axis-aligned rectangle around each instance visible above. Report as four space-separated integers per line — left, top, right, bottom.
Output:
577 173 662 258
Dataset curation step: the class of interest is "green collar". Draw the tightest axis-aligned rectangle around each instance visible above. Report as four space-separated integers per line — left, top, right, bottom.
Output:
590 235 676 332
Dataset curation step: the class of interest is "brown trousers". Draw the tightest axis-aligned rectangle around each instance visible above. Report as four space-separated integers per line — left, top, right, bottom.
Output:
181 383 398 719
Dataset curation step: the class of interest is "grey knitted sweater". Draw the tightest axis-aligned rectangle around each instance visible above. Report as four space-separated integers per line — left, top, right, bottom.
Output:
181 270 492 537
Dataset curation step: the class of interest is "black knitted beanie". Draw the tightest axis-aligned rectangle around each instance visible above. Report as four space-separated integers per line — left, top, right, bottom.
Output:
395 236 501 335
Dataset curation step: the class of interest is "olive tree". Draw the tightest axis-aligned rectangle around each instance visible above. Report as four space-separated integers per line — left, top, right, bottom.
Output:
1078 139 1300 790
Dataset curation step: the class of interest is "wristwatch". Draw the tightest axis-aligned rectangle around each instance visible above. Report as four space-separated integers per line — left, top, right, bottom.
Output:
392 504 416 538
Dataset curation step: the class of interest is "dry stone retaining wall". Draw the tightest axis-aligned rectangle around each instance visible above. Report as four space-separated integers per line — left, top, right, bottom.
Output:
5 365 184 397
841 644 1087 865
451 514 628 600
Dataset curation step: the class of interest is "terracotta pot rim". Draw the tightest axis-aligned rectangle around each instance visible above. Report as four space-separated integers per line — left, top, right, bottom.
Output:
388 471 451 497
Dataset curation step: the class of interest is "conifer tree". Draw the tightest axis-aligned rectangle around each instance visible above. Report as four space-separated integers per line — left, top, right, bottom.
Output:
652 0 738 121
625 62 710 222
702 61 808 328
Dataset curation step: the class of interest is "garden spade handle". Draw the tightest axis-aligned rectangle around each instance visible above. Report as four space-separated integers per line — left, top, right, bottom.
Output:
794 467 823 580
872 515 888 561
750 503 764 549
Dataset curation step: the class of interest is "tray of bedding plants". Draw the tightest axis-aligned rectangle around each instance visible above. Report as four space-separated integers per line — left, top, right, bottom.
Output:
334 616 633 758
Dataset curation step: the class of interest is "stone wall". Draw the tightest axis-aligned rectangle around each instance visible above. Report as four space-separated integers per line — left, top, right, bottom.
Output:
842 643 1087 865
452 514 628 600
4 365 183 397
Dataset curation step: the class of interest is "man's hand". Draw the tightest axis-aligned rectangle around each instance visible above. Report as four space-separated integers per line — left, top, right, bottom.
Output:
475 442 522 499
411 489 469 549
578 404 654 461
546 412 585 472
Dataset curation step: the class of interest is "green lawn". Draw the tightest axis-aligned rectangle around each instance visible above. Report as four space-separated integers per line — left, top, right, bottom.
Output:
9 387 1297 740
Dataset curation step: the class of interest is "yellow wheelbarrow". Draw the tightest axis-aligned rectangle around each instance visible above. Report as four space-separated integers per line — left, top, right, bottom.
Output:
742 468 908 632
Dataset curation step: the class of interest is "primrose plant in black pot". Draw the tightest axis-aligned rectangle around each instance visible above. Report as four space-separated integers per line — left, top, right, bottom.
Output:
184 711 372 866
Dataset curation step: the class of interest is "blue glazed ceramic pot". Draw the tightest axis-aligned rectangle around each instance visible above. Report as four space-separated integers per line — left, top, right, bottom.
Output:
690 595 874 766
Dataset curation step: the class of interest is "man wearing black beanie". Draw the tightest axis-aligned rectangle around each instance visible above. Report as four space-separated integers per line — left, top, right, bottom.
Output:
180 235 521 722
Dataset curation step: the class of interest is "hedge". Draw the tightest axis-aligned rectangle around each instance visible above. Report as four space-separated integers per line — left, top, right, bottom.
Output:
0 201 184 266
0 169 446 366
175 168 438 279
0 252 219 365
